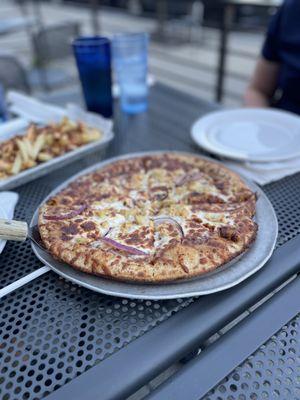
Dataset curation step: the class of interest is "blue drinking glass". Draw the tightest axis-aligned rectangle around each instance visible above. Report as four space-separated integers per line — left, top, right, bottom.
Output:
73 37 113 118
112 33 149 114
0 84 8 123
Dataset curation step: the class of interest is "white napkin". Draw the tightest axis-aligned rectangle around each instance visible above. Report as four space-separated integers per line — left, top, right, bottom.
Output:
6 91 113 134
224 157 300 185
0 191 19 254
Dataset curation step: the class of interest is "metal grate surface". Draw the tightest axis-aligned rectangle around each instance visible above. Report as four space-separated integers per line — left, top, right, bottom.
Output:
203 313 300 400
0 274 193 400
1 168 300 289
263 172 300 248
0 183 50 289
1 169 300 399
0 151 104 289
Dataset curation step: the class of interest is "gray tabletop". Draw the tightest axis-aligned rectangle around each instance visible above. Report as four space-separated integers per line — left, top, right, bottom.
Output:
37 84 218 186
1 83 300 400
43 83 218 156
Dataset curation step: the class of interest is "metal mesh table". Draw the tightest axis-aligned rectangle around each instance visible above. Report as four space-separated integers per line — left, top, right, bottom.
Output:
147 268 300 400
204 313 300 400
1 84 300 400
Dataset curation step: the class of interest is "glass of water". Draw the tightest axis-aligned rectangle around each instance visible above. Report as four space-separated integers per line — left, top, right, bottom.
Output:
112 33 149 114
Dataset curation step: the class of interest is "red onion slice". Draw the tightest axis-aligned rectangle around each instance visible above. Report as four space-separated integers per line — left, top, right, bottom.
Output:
175 172 203 187
154 216 184 237
101 237 149 256
149 186 169 201
151 192 168 201
44 204 87 220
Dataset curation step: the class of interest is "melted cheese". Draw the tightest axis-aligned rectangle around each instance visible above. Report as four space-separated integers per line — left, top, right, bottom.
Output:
92 200 126 211
194 210 236 228
69 161 245 254
106 222 154 254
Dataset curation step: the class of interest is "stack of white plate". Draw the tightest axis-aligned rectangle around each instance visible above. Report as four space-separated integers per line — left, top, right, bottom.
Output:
191 109 300 174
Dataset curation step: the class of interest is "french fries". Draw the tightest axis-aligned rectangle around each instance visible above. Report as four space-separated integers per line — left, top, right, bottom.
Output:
11 152 22 175
23 138 35 159
0 160 11 172
32 133 46 159
0 117 103 180
37 152 53 162
16 139 29 163
82 129 102 143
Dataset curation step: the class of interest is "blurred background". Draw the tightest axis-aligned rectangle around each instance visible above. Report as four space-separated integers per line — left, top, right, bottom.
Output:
0 0 282 108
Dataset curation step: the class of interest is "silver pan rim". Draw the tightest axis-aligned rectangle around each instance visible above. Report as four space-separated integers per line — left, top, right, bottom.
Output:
31 150 278 300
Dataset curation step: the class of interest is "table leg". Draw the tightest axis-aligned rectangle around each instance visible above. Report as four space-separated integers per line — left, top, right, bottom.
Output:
156 0 168 42
89 0 101 35
216 3 234 103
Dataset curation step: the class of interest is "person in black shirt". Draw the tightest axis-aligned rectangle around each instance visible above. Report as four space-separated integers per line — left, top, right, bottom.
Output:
244 0 300 115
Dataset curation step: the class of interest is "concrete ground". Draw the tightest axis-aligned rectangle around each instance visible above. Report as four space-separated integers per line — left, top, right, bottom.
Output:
0 0 266 107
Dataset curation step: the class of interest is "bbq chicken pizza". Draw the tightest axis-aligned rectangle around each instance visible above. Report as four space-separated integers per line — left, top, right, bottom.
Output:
39 153 258 283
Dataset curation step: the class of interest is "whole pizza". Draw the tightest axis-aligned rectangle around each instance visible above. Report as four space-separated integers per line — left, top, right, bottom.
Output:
39 153 258 283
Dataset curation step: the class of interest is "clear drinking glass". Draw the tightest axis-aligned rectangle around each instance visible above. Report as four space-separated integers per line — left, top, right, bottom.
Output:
112 33 149 114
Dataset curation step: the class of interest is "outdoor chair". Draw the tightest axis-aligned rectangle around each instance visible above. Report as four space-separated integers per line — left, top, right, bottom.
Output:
30 21 81 91
0 54 31 94
166 1 204 44
127 0 143 15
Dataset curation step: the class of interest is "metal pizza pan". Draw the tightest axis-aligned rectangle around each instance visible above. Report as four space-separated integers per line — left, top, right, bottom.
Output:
31 151 278 300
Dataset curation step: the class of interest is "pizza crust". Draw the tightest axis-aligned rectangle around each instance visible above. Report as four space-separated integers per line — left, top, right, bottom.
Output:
39 153 258 283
